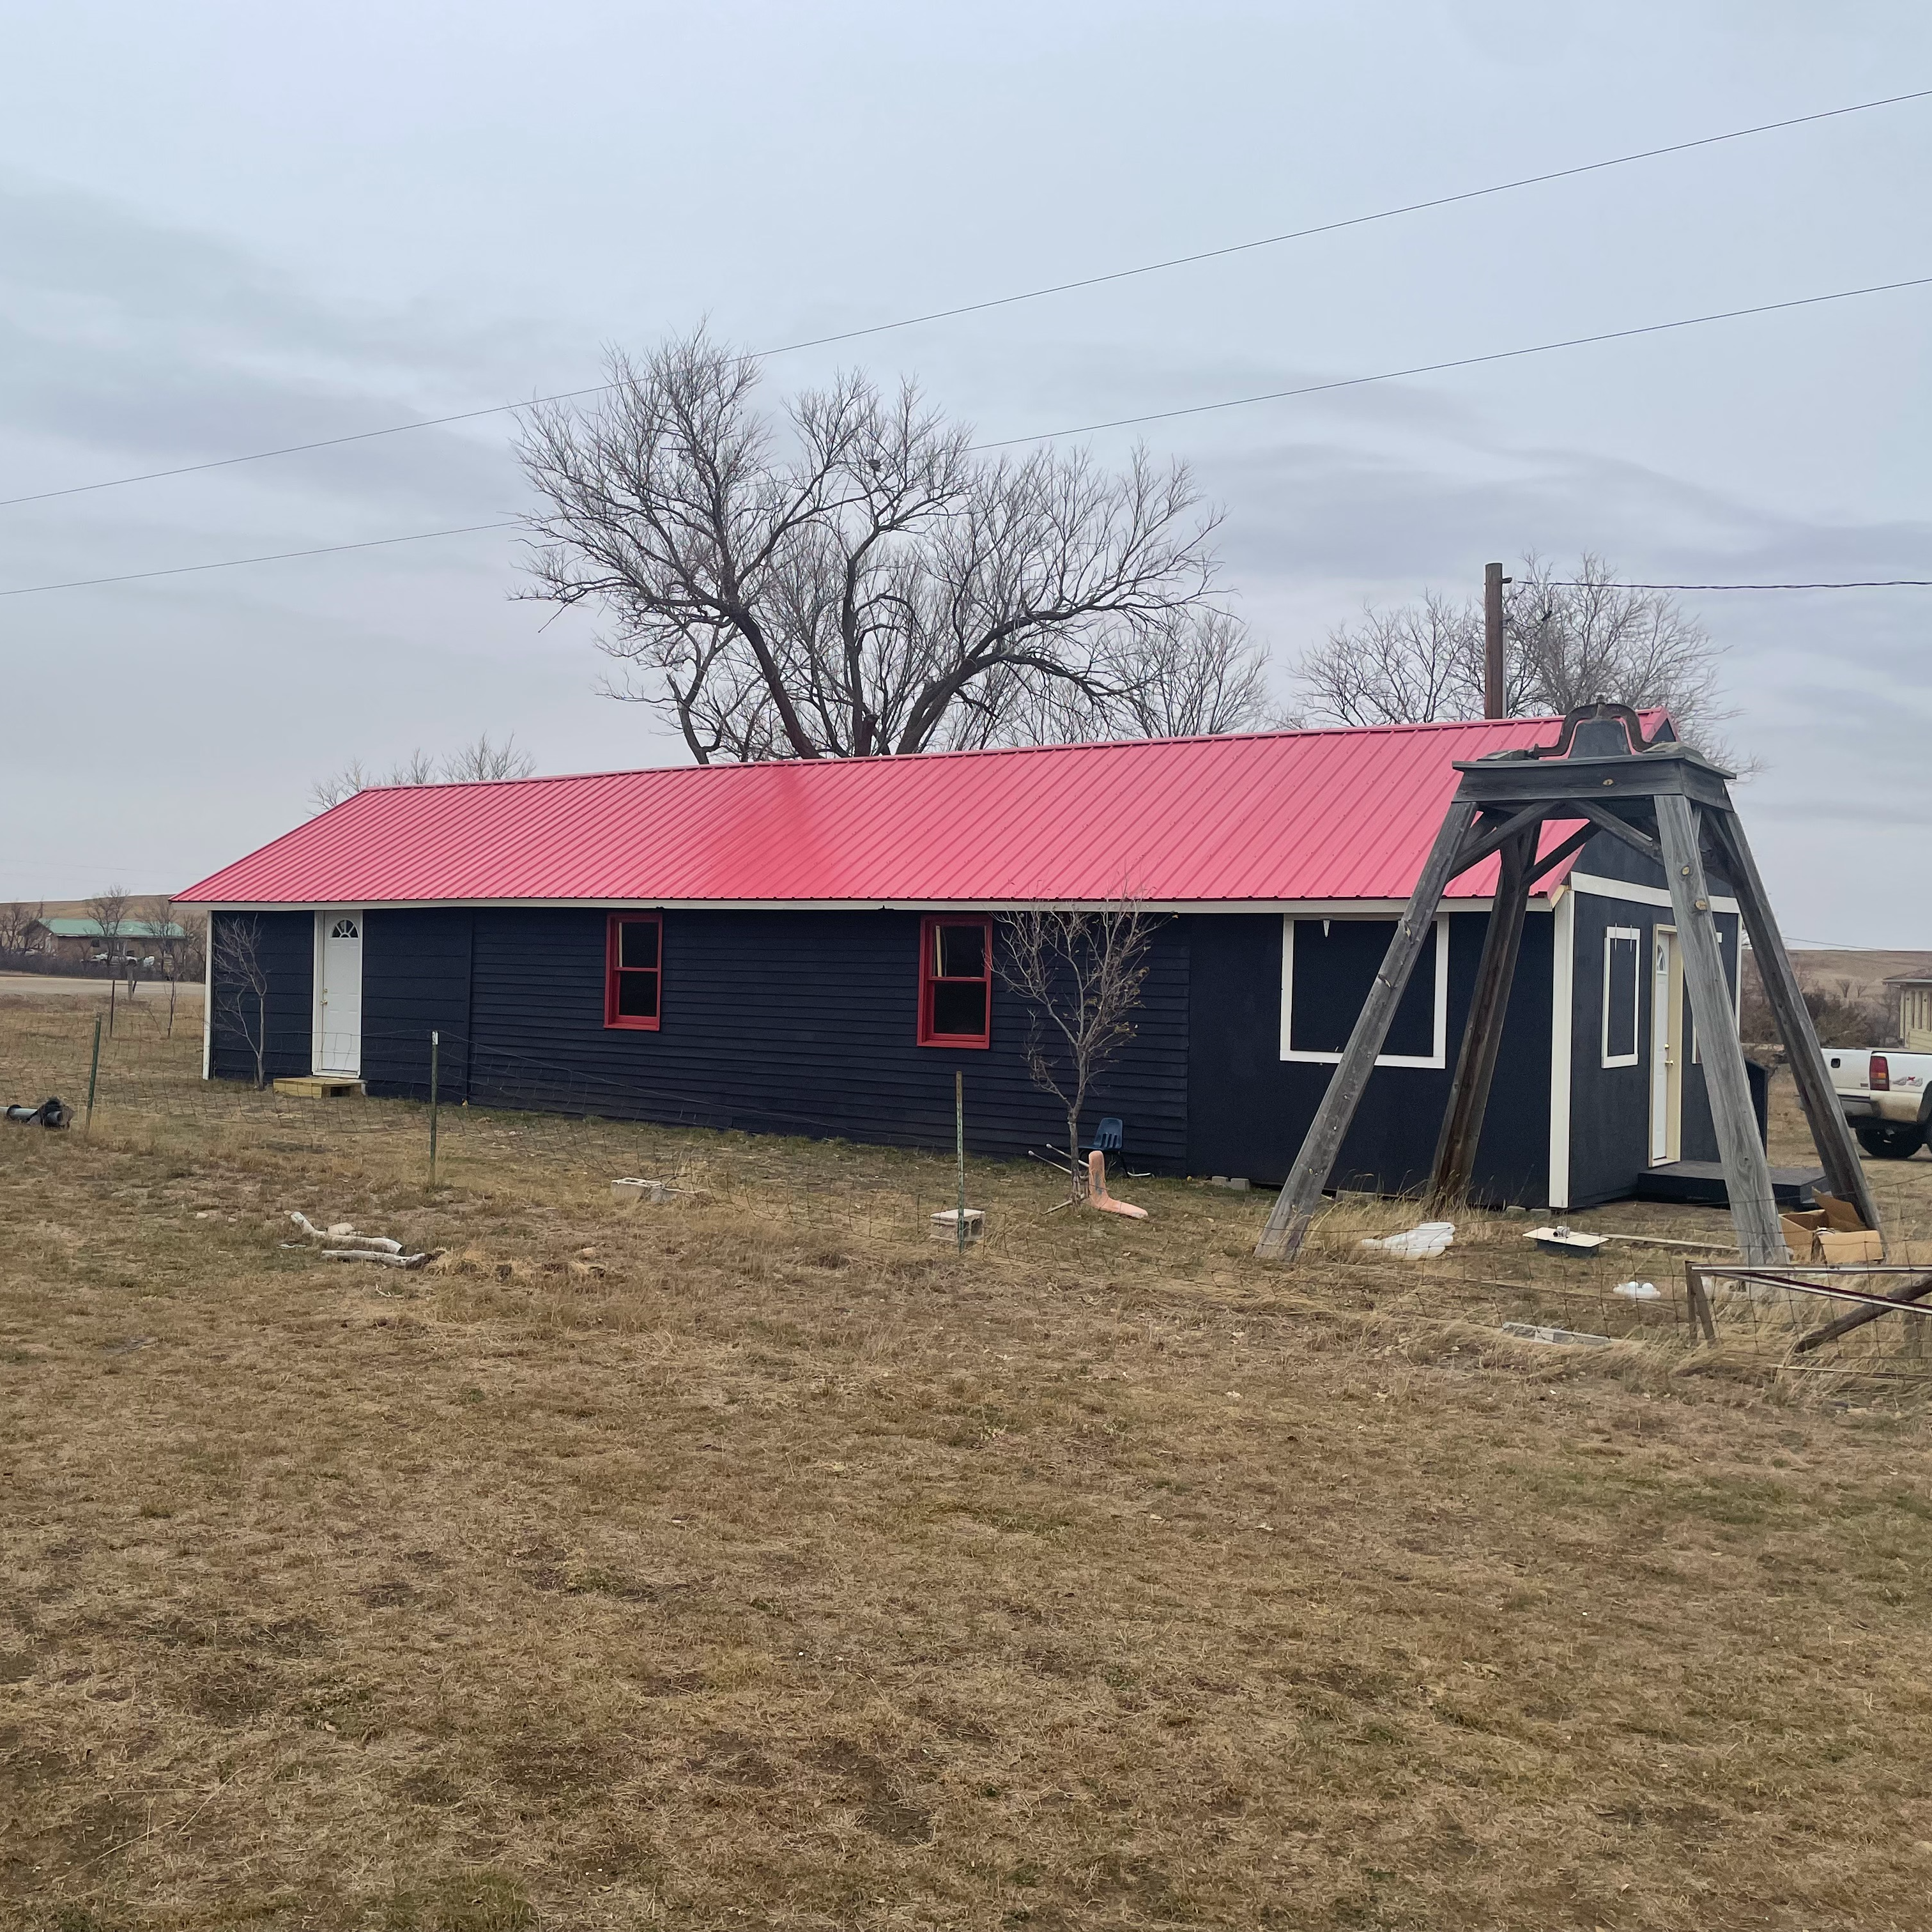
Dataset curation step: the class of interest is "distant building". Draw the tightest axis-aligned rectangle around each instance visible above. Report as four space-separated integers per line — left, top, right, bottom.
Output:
1889 976 1932 1052
36 917 190 965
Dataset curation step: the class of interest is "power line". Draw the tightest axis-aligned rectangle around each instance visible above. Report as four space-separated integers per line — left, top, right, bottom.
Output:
967 272 1932 448
4 268 1930 600
1554 579 1932 590
3 86 1927 512
0 521 520 598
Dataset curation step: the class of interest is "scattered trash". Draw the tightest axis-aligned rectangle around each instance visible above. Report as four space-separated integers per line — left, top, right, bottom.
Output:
611 1177 675 1204
1087 1151 1148 1220
4 1097 71 1130
930 1208 986 1245
1613 1281 1662 1300
1526 1225 1607 1256
1501 1321 1612 1347
1359 1220 1454 1259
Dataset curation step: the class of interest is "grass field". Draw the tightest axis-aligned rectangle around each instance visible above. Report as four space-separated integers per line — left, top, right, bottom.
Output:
5 990 1932 1931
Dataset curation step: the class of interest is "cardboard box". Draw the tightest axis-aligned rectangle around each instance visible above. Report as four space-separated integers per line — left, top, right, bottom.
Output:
1816 1229 1885 1266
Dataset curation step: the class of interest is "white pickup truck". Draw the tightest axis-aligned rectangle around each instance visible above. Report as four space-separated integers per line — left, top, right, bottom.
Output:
1825 1047 1932 1159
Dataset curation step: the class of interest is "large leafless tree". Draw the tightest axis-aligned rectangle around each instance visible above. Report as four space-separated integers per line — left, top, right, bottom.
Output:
516 332 1267 761
212 916 270 1089
0 901 45 954
1287 553 1736 756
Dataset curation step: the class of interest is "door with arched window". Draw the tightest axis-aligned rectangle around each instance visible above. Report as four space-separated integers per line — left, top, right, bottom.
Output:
316 911 364 1075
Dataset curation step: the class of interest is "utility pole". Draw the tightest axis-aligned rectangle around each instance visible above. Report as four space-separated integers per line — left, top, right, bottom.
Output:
1483 561 1510 717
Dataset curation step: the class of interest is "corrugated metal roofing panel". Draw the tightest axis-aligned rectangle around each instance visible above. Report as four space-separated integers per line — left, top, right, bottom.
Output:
176 717 1615 907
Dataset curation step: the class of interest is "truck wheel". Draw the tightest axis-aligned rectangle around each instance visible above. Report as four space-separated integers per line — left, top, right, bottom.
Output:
1856 1124 1926 1160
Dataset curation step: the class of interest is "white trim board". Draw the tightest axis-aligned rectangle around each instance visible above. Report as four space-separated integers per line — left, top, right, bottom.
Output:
1570 871 1740 915
1280 912 1450 1069
1547 889 1577 1210
1601 926 1643 1068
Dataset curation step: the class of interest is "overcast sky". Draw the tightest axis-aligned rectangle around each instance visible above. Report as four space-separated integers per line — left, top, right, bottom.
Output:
4 1 1929 942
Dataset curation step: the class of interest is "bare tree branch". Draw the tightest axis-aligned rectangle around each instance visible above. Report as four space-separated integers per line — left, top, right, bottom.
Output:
1285 553 1739 760
212 916 270 1089
995 905 1160 1198
517 330 1252 760
309 735 537 814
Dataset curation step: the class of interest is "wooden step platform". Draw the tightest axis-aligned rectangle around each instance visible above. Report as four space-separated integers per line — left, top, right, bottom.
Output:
272 1076 365 1100
1634 1161 1822 1209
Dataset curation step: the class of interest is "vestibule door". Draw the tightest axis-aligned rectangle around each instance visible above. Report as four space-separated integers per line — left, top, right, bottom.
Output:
316 912 364 1075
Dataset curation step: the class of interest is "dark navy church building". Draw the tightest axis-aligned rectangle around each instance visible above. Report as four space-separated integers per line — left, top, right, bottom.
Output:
179 719 1745 1211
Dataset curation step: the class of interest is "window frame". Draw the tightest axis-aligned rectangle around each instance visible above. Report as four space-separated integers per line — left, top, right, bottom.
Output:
604 911 664 1031
1601 926 1643 1068
1278 913 1449 1069
917 913 993 1049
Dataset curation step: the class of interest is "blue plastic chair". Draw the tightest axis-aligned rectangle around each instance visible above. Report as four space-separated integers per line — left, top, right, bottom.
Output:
1081 1117 1125 1167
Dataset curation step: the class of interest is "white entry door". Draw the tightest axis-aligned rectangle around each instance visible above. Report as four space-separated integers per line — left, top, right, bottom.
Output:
1648 927 1682 1165
316 912 364 1075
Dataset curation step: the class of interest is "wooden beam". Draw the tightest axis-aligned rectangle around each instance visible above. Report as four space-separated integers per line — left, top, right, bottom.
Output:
1703 809 1882 1233
1655 795 1787 1264
1562 798 1665 870
1430 827 1537 1208
1524 820 1594 889
1448 801 1550 883
1792 1271 1932 1354
1255 800 1480 1261
1682 1262 1719 1344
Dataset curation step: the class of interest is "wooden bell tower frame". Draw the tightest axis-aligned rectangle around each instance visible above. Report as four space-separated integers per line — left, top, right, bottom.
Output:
1254 704 1878 1264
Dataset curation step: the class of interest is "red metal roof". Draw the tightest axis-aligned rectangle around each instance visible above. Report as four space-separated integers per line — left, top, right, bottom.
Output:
177 717 1604 908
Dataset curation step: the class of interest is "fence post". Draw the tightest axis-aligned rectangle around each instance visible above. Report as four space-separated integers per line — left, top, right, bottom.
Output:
955 1070 966 1255
84 1014 102 1134
429 1030 440 1188
107 977 117 1039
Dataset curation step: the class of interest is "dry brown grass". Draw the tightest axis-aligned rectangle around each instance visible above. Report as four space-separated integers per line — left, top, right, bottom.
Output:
6 997 1932 1930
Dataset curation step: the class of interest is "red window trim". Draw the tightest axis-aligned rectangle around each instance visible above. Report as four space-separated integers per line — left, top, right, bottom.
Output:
604 911 663 1031
917 912 992 1049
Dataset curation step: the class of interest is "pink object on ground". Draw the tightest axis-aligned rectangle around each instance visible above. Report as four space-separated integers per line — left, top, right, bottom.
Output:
1087 1151 1149 1220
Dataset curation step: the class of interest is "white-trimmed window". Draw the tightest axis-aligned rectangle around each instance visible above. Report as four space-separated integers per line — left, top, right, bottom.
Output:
1602 927 1641 1067
1280 914 1448 1069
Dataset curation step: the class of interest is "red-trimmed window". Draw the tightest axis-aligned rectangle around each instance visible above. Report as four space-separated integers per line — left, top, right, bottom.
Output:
918 914 992 1048
604 912 663 1029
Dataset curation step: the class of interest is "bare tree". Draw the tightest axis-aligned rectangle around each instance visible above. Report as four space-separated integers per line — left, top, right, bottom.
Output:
142 896 187 1037
1280 592 1491 729
310 733 537 813
85 885 131 970
1287 553 1736 756
996 905 1160 1199
0 901 45 954
518 330 1248 762
957 608 1270 747
212 916 270 1089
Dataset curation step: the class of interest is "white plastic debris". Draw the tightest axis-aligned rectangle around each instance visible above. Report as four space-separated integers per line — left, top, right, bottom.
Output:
1501 1320 1611 1347
323 1247 429 1269
1613 1280 1662 1300
1358 1220 1455 1259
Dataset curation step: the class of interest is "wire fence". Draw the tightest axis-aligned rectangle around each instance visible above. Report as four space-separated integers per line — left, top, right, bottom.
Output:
0 995 983 1236
7 992 1931 1398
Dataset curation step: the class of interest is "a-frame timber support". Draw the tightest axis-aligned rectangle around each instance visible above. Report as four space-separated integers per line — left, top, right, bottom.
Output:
1255 703 1880 1264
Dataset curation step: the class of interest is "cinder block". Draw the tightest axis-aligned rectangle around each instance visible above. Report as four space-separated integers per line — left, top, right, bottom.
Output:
930 1208 985 1244
611 1177 670 1204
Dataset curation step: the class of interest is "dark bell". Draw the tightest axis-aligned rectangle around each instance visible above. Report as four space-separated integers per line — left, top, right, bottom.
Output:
1568 716 1635 759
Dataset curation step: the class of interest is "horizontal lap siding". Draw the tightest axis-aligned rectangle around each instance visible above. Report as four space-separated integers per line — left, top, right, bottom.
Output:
360 909 473 1102
208 910 312 1082
1186 910 1552 1202
463 908 1191 1168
